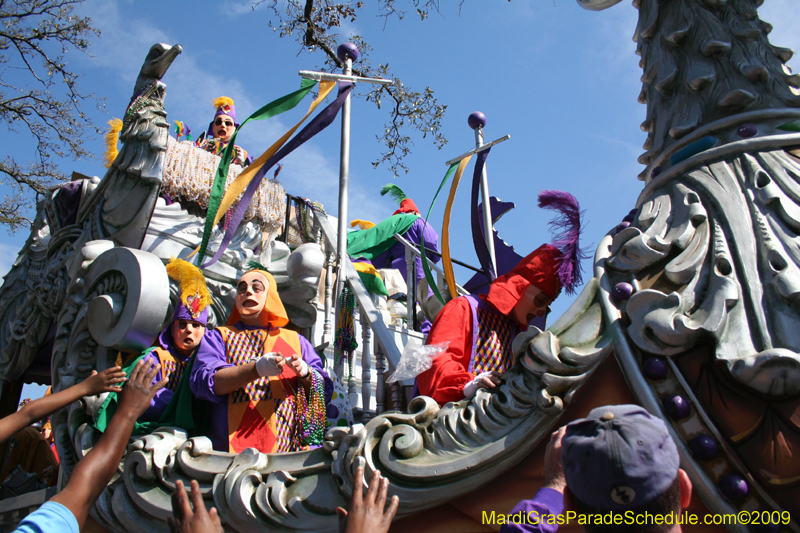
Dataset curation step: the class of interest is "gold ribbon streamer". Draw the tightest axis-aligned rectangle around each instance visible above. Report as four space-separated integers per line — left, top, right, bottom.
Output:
188 79 337 258
441 155 473 299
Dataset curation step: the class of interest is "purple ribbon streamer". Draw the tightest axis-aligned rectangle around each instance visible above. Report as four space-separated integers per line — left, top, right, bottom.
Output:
202 83 354 268
470 148 496 281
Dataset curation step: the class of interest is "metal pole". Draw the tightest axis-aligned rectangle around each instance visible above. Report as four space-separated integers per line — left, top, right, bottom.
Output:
335 55 353 307
474 124 497 274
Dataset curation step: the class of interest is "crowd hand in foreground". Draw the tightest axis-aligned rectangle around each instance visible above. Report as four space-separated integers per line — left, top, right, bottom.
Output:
0 366 127 444
47 360 166 530
167 479 223 533
337 458 400 533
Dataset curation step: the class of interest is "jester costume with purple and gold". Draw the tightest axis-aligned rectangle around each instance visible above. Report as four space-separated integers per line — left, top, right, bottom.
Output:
190 272 332 454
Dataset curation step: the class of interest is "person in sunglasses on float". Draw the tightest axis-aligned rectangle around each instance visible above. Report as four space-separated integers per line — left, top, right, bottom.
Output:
194 96 251 167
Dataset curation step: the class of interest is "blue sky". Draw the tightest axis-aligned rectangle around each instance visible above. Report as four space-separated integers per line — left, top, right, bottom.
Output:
7 0 800 398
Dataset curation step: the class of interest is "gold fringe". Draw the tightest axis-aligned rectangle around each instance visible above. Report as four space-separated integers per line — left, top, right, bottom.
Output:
166 257 212 317
104 118 123 168
350 219 375 230
212 96 235 109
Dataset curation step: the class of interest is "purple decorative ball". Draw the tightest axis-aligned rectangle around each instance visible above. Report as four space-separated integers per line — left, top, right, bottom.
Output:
663 394 691 420
615 221 631 234
468 111 487 130
737 124 758 138
622 208 638 223
689 434 718 460
337 42 360 62
651 166 662 178
719 474 748 501
612 282 634 301
642 357 668 381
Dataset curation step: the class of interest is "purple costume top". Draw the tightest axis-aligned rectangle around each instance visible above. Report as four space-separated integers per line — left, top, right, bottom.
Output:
190 322 332 453
500 488 564 533
372 217 440 287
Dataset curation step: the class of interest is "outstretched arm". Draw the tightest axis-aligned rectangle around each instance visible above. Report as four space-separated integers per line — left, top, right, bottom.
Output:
0 367 126 443
51 360 166 529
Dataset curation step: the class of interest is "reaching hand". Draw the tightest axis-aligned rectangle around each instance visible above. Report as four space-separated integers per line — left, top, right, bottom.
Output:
543 427 567 493
337 461 399 533
167 480 223 533
288 353 310 378
255 352 284 377
463 371 503 399
82 366 127 395
117 359 167 418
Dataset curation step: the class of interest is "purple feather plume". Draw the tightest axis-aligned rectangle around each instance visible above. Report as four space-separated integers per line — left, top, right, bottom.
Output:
538 190 588 295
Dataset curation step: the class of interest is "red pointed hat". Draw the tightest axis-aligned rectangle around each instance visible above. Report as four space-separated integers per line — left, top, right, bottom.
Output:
485 245 562 314
393 198 419 215
484 190 586 314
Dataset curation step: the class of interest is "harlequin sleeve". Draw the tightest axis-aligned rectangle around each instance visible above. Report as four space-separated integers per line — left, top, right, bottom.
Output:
416 296 475 405
299 335 333 404
190 329 232 403
140 351 172 422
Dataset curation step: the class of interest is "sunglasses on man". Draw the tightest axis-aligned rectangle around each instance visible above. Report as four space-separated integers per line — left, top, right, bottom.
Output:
214 118 234 127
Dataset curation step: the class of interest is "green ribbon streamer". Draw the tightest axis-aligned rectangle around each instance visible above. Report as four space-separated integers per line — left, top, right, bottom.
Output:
421 162 460 305
197 78 318 266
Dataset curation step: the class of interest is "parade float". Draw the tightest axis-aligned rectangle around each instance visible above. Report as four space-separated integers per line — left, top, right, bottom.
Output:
0 0 798 531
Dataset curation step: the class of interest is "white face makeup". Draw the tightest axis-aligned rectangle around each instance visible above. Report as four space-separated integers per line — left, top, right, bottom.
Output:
512 284 553 327
235 271 269 325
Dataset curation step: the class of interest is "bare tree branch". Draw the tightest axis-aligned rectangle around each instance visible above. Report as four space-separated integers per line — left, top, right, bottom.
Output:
254 0 449 177
0 0 103 231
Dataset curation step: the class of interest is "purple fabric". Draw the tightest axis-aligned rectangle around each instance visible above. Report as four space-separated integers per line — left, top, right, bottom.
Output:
500 488 564 533
372 217 441 287
53 181 83 228
470 148 496 280
190 323 333 452
203 83 354 268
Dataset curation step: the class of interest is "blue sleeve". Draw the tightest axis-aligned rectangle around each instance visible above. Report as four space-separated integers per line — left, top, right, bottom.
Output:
139 352 172 421
190 329 231 403
500 488 564 533
299 335 333 404
12 501 79 533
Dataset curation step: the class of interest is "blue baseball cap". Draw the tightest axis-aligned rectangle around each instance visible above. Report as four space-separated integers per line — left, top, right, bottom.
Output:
561 404 680 511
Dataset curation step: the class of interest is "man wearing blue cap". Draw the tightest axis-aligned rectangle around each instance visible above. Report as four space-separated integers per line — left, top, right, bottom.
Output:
501 404 693 532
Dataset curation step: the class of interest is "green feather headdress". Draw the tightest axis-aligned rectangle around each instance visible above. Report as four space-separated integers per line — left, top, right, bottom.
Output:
380 184 409 205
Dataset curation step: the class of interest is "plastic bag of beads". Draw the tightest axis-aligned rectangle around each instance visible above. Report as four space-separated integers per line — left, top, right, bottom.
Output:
387 341 449 383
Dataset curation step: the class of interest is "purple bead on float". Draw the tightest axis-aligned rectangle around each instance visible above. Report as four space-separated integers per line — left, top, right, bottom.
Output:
651 166 662 178
642 357 668 380
622 208 638 223
737 124 758 138
663 394 691 420
719 474 748 501
612 282 633 301
615 221 631 234
337 42 360 62
468 111 487 130
689 434 718 460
